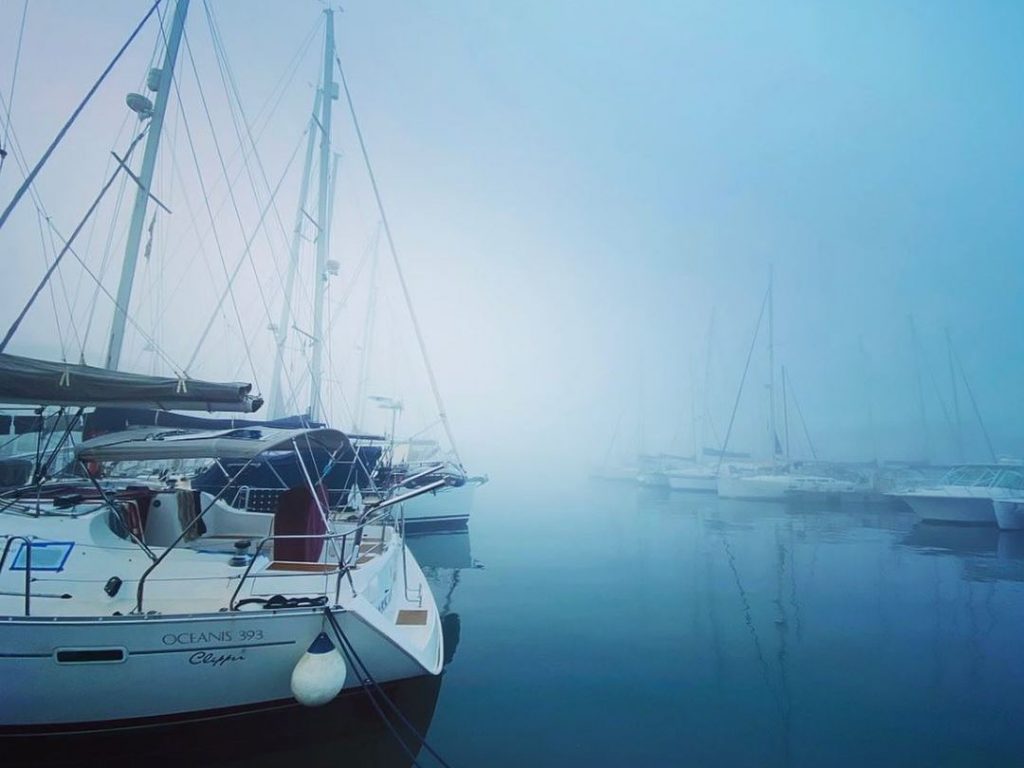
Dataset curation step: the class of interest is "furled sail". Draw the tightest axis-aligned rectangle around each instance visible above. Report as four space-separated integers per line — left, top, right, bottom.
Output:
0 353 262 413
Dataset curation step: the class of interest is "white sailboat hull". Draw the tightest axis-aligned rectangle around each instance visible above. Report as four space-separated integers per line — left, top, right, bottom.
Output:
666 472 718 493
717 475 791 501
401 480 480 532
0 604 439 733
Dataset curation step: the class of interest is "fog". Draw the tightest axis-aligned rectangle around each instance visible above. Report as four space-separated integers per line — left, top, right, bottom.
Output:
2 0 1023 477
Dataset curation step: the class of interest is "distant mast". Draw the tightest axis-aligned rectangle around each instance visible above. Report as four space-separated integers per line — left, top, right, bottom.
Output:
308 8 337 421
945 326 964 461
105 0 190 371
768 266 777 464
907 315 929 462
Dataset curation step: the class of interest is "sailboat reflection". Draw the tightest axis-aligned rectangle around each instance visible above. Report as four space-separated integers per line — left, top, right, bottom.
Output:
408 530 480 669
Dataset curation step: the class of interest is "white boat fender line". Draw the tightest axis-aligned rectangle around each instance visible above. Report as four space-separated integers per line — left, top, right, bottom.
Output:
323 608 456 768
290 631 347 707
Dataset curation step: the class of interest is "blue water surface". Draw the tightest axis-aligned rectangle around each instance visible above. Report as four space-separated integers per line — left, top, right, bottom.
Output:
417 476 1024 768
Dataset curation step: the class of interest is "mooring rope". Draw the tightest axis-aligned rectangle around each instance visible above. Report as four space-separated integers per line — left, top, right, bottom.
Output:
323 607 455 768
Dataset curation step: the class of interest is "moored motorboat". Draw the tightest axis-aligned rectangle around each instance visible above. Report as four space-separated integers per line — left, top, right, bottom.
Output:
890 466 1024 526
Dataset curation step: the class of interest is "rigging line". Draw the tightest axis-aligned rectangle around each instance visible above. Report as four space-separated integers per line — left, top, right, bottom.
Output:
152 134 230 337
34 187 181 374
204 1 297 286
323 223 376 344
168 33 260 389
336 52 464 470
70 8 163 324
186 126 306 371
785 370 818 461
0 0 29 177
79 170 131 360
0 88 106 362
181 31 277 373
324 610 455 768
0 128 149 355
202 10 287 283
0 0 163 231
40 209 87 359
249 15 324 138
33 208 67 358
716 286 769 474
952 346 997 462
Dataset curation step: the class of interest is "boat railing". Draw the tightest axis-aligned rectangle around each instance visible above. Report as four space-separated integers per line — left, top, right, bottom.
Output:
0 535 34 616
228 505 398 611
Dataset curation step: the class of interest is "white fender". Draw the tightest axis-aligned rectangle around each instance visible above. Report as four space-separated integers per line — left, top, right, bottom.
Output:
290 631 347 707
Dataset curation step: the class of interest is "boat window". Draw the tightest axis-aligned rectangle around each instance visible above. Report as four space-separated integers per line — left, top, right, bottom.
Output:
55 648 126 664
10 541 74 571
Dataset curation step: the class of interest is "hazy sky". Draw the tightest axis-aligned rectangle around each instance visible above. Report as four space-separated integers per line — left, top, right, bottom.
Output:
1 1 1023 471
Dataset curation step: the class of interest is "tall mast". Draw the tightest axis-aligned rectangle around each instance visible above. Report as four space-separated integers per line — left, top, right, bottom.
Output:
768 266 777 462
308 8 336 421
268 86 322 420
781 365 790 461
907 315 929 461
105 0 189 371
945 326 963 461
859 336 877 464
700 308 715 460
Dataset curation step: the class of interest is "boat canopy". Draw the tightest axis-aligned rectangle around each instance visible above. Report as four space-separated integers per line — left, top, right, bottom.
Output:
76 426 349 462
0 353 262 412
83 408 388 442
85 407 321 434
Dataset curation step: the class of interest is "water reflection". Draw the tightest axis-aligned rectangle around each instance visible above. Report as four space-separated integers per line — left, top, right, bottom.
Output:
12 674 446 768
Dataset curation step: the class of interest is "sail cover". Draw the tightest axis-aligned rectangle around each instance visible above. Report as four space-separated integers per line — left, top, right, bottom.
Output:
76 426 348 461
0 353 262 413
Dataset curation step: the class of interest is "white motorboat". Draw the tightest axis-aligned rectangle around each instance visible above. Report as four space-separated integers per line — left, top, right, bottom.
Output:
993 499 1024 530
891 466 1024 525
1 422 443 736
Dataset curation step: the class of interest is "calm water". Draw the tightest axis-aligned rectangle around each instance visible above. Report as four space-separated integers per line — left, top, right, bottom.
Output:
27 477 1024 766
419 476 1024 767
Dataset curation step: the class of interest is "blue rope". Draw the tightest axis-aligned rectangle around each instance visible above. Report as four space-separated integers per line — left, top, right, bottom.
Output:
324 608 455 768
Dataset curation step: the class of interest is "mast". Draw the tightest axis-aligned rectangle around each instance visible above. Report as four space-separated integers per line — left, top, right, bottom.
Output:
308 8 336 421
907 315 929 461
105 0 189 371
700 308 716 460
859 336 877 465
268 86 322 420
781 365 790 461
768 267 777 463
945 326 963 461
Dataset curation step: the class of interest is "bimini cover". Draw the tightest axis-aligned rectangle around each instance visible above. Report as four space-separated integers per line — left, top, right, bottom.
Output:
76 426 349 462
84 407 323 434
0 353 262 413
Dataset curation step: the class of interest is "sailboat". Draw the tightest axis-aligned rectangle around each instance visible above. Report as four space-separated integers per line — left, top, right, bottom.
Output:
0 2 446 736
716 271 793 501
